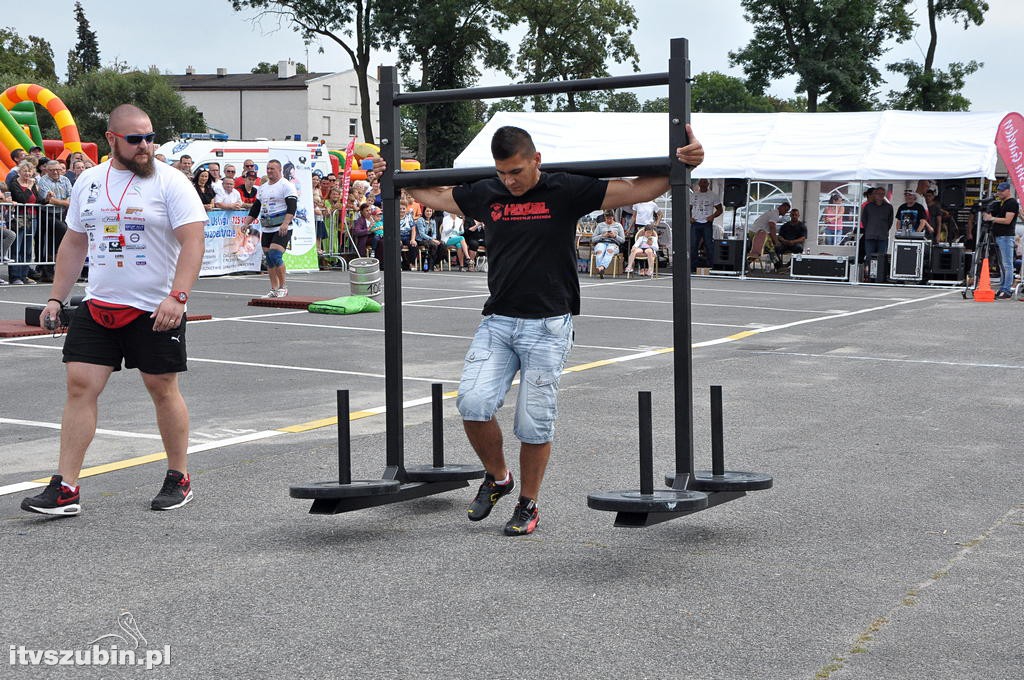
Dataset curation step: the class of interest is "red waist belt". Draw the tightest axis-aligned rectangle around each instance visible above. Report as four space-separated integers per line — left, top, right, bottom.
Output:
86 299 146 329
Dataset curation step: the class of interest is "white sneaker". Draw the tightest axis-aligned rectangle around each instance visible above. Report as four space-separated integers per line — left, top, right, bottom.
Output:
276 288 288 298
262 289 279 298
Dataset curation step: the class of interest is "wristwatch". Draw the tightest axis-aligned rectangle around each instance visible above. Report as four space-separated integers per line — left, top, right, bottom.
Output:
170 290 189 304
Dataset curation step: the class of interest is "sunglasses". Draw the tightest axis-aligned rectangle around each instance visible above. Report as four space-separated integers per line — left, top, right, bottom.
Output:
244 164 255 168
109 131 156 145
225 169 236 174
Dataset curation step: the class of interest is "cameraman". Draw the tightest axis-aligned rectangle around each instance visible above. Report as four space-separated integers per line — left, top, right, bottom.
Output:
982 182 1019 299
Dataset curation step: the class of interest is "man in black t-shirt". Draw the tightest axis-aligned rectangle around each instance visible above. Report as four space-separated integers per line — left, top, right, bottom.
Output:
895 190 930 236
983 181 1020 298
404 125 705 535
774 209 807 269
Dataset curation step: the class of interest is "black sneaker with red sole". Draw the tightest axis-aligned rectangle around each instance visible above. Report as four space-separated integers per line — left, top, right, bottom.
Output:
21 475 81 516
503 497 539 536
467 472 515 521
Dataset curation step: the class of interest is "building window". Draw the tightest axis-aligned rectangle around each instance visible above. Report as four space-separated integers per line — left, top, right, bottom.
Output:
322 84 331 100
349 118 358 136
322 116 331 136
350 86 358 105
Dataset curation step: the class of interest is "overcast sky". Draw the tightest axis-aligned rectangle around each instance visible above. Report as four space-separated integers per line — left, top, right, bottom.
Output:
3 0 1017 113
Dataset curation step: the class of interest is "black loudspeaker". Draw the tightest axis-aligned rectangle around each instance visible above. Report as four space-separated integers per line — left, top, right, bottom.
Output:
937 180 965 209
710 239 744 272
722 179 747 208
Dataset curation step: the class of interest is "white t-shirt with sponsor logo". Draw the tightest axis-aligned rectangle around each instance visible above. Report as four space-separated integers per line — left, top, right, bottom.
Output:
631 200 659 226
66 161 208 311
256 178 298 232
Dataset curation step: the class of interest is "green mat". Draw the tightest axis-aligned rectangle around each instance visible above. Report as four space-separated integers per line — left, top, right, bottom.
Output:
307 295 382 315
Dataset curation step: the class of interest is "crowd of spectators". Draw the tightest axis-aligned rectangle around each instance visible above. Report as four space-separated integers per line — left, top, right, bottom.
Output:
0 149 90 285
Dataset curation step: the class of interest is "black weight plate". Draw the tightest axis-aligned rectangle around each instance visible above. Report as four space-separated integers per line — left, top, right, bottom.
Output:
289 479 401 499
664 470 773 492
404 464 486 482
587 489 708 513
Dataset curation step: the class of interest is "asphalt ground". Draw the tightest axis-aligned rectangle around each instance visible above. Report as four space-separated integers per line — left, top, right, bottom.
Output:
1 268 1021 679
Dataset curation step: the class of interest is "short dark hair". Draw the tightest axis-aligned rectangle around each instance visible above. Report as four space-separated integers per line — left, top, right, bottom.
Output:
490 126 536 161
11 148 25 161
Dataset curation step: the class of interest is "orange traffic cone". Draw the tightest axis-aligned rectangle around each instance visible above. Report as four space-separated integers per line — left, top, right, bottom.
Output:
974 257 995 302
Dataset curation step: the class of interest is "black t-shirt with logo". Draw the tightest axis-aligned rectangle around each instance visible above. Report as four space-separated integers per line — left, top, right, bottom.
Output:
896 202 928 232
453 172 607 317
991 197 1020 238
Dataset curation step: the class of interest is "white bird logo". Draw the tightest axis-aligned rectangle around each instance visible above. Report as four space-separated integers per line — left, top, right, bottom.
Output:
89 611 148 649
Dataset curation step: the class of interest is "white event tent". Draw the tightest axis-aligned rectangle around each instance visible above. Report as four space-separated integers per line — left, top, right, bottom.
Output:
454 110 1010 181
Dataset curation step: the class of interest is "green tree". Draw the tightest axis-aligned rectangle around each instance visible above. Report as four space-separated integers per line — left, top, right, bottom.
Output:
374 0 510 168
58 68 205 146
495 0 639 111
230 0 378 143
602 91 641 112
0 26 57 86
729 0 915 112
692 71 774 112
887 0 988 110
641 97 669 113
251 60 308 74
66 1 101 86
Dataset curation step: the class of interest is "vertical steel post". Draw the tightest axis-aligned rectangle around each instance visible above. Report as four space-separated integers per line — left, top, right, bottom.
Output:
639 391 654 496
710 385 725 476
668 38 695 489
337 390 351 485
378 66 406 478
432 383 444 468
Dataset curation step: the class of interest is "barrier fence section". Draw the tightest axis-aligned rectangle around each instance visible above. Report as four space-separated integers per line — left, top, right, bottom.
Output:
0 202 64 282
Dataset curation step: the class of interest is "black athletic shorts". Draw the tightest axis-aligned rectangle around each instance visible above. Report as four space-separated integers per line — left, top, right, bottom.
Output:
261 229 293 249
62 304 187 374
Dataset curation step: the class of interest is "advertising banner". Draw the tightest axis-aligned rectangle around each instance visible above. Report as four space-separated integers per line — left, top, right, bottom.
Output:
995 112 1024 198
201 210 261 276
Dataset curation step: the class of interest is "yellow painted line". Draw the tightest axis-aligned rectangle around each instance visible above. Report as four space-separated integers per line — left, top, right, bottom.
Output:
33 452 170 483
726 329 762 340
278 409 379 433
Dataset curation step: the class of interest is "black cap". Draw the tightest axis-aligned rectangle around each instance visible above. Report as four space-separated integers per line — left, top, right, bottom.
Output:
245 171 258 178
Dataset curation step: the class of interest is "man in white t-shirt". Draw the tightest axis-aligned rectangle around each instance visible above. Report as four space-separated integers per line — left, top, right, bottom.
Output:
690 179 723 273
752 201 791 267
629 200 659 237
23 104 208 517
242 159 297 297
215 177 245 210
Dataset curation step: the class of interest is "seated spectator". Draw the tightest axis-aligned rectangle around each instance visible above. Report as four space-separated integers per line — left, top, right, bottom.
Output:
401 189 423 217
441 211 470 270
624 225 659 277
398 203 424 270
239 170 259 205
192 169 216 210
351 203 373 257
417 206 444 270
774 209 807 269
590 210 625 278
465 219 485 272
215 177 245 210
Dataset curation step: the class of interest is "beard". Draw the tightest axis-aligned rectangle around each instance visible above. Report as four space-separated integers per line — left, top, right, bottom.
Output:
112 142 155 178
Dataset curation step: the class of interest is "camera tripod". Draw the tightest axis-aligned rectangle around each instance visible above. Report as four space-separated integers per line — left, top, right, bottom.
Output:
962 217 1001 299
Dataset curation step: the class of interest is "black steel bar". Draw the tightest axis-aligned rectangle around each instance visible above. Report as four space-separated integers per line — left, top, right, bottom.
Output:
307 480 473 514
337 390 351 486
392 157 670 189
710 385 725 476
394 72 670 106
668 38 696 489
639 391 654 495
379 66 405 473
432 383 444 468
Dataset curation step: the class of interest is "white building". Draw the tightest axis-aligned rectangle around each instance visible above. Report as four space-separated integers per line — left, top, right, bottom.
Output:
166 61 380 144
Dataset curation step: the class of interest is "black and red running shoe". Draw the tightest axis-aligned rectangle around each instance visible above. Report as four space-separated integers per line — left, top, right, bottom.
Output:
467 472 515 521
503 497 539 536
151 469 193 511
21 475 81 516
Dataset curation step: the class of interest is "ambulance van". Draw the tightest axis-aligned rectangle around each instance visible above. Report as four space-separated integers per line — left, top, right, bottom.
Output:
155 134 332 178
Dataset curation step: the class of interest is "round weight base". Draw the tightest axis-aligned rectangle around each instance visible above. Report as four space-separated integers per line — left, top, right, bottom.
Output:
290 479 401 499
404 464 486 482
587 488 708 513
664 470 774 492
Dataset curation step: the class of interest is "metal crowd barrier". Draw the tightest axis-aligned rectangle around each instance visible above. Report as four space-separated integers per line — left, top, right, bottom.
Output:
0 202 65 279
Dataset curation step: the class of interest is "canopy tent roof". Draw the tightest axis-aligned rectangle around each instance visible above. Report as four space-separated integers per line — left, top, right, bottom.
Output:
453 110 1012 181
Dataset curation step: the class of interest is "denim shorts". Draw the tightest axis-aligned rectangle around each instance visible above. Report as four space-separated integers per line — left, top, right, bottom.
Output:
457 313 574 444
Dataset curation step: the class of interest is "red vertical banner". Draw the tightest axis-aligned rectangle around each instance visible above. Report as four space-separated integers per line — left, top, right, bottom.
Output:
339 136 357 211
995 113 1024 197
